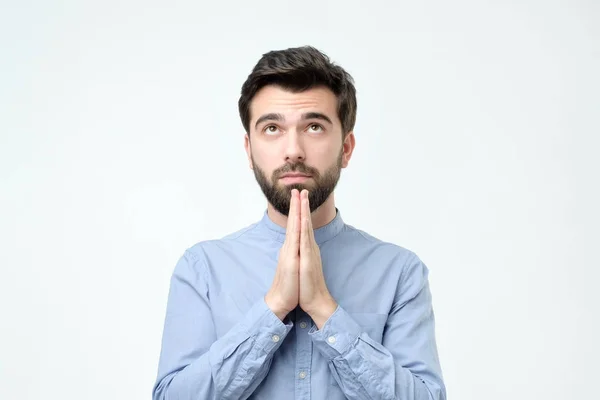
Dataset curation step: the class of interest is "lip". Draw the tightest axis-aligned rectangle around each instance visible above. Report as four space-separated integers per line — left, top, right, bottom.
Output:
280 173 311 178
279 174 311 184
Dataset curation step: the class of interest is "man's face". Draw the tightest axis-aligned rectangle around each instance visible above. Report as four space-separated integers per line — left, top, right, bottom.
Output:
244 85 353 216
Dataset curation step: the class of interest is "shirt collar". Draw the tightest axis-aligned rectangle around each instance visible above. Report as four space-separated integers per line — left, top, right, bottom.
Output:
258 208 345 245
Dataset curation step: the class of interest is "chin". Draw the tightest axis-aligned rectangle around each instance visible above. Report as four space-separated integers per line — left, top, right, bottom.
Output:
281 183 313 192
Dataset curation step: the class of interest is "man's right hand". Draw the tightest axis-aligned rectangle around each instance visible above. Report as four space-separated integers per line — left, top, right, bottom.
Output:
265 189 300 321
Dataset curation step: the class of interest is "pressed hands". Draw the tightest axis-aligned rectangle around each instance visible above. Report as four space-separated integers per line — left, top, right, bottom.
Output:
264 189 338 330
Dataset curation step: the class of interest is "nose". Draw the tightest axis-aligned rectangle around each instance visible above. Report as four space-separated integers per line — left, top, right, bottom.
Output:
283 131 305 163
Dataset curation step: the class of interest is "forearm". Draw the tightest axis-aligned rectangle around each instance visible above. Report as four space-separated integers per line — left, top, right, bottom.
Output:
326 338 437 400
154 335 273 400
153 298 292 400
310 305 444 400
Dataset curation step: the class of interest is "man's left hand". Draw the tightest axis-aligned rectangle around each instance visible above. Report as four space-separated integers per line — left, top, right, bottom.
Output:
298 189 338 329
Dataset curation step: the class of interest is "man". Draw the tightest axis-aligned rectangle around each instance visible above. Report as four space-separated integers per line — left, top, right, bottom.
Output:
152 46 446 400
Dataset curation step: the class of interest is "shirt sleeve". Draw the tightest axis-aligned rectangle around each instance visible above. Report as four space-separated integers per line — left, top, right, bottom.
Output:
152 248 293 400
309 253 446 400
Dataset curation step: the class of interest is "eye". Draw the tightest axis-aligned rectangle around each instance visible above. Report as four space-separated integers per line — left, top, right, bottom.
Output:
264 125 280 135
308 124 324 133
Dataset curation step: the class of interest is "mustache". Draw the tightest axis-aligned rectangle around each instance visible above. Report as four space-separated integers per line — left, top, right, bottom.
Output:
273 162 319 178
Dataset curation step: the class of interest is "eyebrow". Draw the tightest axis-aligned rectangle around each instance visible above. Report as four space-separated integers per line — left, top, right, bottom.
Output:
254 112 333 130
302 112 333 125
255 113 284 129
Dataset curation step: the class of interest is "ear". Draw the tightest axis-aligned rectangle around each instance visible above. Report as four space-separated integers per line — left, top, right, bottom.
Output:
341 131 356 168
244 134 253 170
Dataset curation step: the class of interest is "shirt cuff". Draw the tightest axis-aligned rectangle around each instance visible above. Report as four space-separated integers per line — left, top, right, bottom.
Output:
241 297 294 354
308 305 362 360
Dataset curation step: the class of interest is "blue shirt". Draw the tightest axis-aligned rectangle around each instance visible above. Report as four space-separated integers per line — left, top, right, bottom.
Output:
152 209 446 400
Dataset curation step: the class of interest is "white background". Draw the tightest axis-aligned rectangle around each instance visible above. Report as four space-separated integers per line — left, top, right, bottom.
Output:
1 0 598 399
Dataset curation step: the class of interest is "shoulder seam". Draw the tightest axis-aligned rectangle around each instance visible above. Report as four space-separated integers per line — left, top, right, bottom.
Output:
345 224 391 246
221 222 260 241
399 251 418 289
183 246 209 283
353 226 377 244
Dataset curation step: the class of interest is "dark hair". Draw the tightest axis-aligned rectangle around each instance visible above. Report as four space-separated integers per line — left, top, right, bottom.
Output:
238 46 357 137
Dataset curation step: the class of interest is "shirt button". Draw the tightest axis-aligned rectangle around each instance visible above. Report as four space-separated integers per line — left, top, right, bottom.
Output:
327 336 336 344
272 334 280 342
299 371 307 379
299 321 307 329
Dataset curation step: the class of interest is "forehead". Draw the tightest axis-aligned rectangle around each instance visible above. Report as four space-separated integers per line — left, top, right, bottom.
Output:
249 85 339 125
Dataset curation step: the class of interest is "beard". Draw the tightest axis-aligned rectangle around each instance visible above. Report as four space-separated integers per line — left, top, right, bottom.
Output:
252 151 343 216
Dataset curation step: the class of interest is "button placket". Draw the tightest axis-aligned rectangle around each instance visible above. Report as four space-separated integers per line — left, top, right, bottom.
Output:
295 311 312 399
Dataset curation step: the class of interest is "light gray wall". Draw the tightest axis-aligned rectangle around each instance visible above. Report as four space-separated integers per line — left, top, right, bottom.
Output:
1 1 598 398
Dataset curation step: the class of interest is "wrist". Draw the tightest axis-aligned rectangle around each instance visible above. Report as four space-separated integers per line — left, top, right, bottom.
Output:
264 293 291 321
305 296 338 330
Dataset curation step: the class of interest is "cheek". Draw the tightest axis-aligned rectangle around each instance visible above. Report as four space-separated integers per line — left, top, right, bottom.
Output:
252 149 279 175
311 144 340 168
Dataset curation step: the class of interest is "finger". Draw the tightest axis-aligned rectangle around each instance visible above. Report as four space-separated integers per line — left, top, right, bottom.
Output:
304 191 317 243
292 189 301 249
285 189 296 232
286 189 300 247
300 190 311 251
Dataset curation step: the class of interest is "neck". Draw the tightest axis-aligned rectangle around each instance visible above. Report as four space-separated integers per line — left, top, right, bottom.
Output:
267 193 337 230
